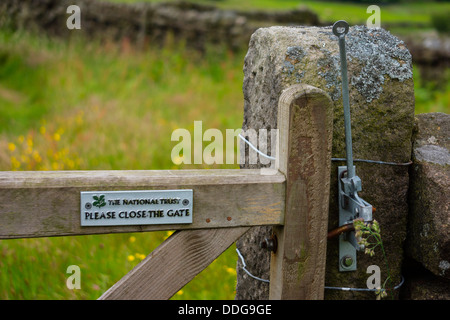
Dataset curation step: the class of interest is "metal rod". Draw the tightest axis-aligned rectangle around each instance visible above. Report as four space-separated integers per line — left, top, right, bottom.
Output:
338 35 354 178
333 20 355 179
327 223 355 240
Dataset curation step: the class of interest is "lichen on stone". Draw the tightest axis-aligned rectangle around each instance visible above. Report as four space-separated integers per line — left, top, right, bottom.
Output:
317 48 342 101
286 45 307 62
345 26 413 102
283 45 307 83
439 260 450 276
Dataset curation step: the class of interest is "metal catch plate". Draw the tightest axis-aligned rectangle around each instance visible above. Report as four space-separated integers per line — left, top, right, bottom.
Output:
338 166 357 271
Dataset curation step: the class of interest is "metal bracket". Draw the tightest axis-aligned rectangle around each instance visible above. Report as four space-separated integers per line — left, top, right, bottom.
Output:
338 166 373 271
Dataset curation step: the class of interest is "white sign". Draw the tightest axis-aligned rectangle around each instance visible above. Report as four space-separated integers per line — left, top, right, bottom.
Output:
80 189 193 226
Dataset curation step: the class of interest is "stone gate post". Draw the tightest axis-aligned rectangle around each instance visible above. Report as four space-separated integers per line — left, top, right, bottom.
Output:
236 25 415 300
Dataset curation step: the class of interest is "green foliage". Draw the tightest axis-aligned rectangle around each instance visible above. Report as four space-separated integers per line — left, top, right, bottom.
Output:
318 0 424 3
0 29 244 300
413 66 450 114
431 11 450 33
354 219 393 300
0 230 238 299
0 47 49 134
105 0 450 31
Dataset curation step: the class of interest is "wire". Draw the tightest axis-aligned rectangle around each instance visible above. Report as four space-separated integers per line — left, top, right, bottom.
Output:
237 246 405 293
324 275 405 292
238 133 412 166
236 248 270 283
238 134 276 161
331 158 412 166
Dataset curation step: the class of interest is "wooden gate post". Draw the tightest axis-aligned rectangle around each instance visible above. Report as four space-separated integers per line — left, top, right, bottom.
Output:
269 84 333 299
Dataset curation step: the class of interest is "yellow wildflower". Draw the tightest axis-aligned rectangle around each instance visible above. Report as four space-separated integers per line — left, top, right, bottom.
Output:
129 236 136 243
67 159 75 169
7 143 16 152
127 255 135 262
135 253 146 260
225 267 236 275
163 230 174 240
10 156 20 170
32 151 42 163
171 155 185 165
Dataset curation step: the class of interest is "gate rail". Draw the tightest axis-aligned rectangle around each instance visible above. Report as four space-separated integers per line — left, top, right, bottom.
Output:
0 84 333 300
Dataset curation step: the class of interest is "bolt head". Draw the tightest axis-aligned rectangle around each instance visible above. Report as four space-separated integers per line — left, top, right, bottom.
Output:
259 235 277 253
341 255 354 268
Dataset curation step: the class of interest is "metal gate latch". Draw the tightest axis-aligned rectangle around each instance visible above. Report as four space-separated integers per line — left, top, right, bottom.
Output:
333 20 373 272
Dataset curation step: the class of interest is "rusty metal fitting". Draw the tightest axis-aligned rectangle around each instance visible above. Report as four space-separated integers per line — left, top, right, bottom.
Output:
260 234 277 253
327 223 355 240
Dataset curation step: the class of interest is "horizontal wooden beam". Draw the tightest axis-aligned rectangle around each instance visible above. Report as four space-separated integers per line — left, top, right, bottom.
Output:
0 169 285 239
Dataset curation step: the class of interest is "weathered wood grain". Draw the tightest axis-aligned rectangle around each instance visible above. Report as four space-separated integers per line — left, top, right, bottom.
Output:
269 84 333 299
99 227 249 300
0 169 284 239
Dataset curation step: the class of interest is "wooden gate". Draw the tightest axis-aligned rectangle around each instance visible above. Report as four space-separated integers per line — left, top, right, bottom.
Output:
0 84 333 300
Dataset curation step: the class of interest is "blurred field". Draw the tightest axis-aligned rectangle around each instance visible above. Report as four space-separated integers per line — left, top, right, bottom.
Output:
0 30 243 299
0 0 449 300
106 0 450 31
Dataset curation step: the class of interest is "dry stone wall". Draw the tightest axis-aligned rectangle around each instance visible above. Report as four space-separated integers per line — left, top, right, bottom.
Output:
403 112 450 300
0 0 318 51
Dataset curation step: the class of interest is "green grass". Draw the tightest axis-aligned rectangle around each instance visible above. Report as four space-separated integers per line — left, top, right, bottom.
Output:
0 1 448 298
0 42 50 134
413 66 450 114
0 232 164 299
0 30 245 170
0 231 238 299
0 29 244 299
